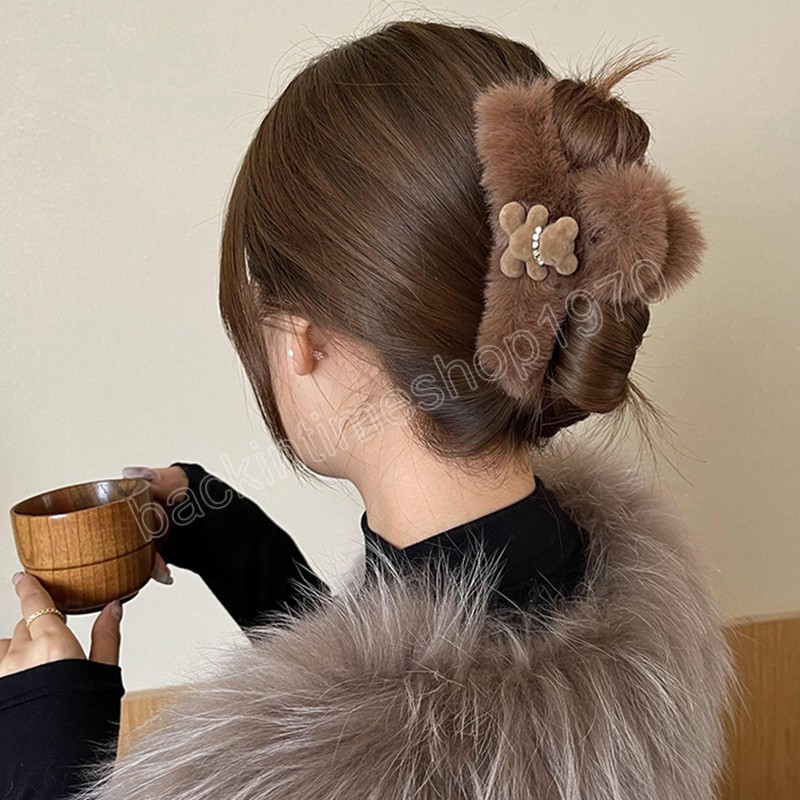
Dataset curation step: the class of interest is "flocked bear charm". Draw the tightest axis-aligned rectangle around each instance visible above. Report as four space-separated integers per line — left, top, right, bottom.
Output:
498 201 579 280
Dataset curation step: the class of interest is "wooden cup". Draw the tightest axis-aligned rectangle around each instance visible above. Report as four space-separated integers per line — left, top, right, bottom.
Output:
10 478 160 613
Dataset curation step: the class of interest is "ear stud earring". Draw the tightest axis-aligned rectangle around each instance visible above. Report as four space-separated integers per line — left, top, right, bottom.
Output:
287 348 325 360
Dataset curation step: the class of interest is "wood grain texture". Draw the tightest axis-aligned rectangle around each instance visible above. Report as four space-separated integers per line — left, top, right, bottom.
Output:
9 478 159 613
119 685 192 759
717 612 800 800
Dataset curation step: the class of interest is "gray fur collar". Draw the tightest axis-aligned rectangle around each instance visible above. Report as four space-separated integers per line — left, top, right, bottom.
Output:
76 439 737 800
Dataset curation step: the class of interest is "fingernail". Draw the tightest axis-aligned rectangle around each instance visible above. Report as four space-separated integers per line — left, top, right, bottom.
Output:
111 600 123 620
11 571 24 586
123 467 157 481
152 567 174 585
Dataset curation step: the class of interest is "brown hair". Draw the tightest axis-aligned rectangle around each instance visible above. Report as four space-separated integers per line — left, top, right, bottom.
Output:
219 20 676 474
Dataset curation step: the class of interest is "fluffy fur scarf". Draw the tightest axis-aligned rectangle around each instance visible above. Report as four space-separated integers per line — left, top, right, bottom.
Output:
74 438 738 799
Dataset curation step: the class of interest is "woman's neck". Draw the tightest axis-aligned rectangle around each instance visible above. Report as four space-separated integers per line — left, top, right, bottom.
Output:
345 423 536 549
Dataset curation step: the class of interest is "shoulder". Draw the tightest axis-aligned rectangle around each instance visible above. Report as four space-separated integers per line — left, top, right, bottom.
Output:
80 441 736 800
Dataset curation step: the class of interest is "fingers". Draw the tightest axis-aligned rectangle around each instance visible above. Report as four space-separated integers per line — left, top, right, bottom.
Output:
121 466 157 481
89 601 122 666
122 466 189 503
151 552 174 585
122 466 186 576
0 621 31 672
12 572 65 638
154 467 190 503
11 617 30 645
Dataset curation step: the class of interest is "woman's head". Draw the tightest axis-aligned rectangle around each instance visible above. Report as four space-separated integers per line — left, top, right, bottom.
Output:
219 20 691 479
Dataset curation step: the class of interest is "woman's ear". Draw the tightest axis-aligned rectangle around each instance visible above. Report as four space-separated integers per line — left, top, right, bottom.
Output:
287 315 324 376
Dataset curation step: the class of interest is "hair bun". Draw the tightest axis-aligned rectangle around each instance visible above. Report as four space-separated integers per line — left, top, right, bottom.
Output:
550 77 651 168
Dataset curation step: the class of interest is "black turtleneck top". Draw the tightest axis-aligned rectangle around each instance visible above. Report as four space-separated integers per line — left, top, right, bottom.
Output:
360 478 589 613
0 462 589 800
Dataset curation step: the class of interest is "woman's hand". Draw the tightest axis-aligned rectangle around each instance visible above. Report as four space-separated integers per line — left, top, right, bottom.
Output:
123 465 190 585
0 572 122 678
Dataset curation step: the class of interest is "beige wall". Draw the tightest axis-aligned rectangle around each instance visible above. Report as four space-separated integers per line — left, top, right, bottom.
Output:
2 2 798 691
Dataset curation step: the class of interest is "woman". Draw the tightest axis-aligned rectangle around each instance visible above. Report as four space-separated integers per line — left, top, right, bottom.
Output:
0 19 737 800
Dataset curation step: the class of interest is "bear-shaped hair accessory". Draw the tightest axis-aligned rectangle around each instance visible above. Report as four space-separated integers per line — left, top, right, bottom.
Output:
499 201 580 281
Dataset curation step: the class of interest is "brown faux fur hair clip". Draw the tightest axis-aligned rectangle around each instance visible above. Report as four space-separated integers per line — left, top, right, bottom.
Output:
473 51 707 403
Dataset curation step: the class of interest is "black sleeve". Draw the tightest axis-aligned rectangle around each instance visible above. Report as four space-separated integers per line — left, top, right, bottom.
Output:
159 462 332 636
0 658 124 800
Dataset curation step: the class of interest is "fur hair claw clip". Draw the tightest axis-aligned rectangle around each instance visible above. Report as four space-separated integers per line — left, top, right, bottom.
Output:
472 68 707 403
499 201 579 280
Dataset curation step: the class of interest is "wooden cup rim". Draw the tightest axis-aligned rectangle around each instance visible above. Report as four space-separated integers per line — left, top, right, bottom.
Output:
10 477 152 520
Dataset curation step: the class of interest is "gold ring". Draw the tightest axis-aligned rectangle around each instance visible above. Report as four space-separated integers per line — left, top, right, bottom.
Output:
25 607 66 628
